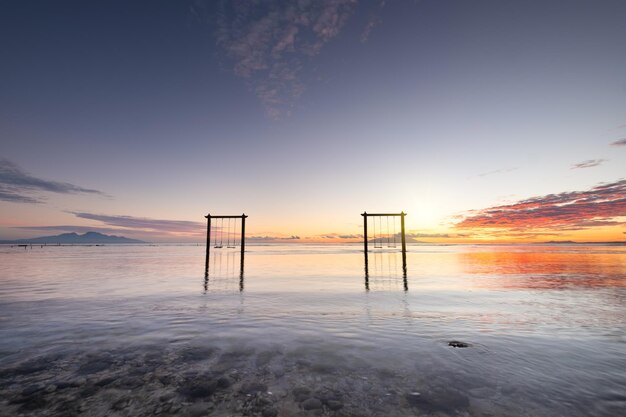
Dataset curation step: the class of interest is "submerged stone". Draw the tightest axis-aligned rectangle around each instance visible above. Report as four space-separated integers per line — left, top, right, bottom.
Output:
301 398 323 410
178 377 218 399
292 387 310 396
292 386 311 402
217 375 232 389
448 340 470 348
326 400 344 411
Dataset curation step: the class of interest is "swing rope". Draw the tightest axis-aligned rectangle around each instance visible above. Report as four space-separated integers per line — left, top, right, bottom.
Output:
386 217 390 248
217 218 224 248
390 216 397 248
213 218 221 248
233 219 238 247
227 218 235 248
371 216 375 249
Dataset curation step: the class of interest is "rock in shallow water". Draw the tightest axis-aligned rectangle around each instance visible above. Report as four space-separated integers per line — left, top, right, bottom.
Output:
326 400 343 411
301 398 323 410
217 375 232 389
178 377 217 399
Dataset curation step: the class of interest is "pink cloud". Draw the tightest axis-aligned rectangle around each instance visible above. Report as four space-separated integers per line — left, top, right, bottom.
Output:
455 179 626 232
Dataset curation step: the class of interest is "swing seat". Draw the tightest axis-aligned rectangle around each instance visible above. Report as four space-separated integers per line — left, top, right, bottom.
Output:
227 246 235 248
214 245 223 248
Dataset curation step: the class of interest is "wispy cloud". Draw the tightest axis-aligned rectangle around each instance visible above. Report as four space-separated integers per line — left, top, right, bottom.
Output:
318 233 363 239
570 159 607 169
477 167 518 177
455 179 626 232
611 138 626 146
0 158 105 203
0 189 40 204
249 235 300 241
70 212 205 236
406 232 452 239
360 14 381 43
211 0 359 119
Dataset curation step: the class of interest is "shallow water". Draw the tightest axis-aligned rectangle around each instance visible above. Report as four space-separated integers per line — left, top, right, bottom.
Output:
0 244 624 416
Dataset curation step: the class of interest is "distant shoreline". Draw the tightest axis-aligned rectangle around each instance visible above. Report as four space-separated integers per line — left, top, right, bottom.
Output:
1 241 625 246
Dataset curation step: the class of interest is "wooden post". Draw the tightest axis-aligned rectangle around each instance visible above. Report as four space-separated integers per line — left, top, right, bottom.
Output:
362 212 368 253
240 214 246 258
362 212 369 285
239 214 246 283
400 212 407 274
204 214 211 276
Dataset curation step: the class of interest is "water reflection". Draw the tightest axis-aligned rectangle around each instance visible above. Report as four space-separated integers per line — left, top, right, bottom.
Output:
457 250 626 290
364 251 407 291
1 244 625 417
204 250 244 293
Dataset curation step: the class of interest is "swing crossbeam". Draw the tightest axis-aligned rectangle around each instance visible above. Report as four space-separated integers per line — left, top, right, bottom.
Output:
361 213 405 217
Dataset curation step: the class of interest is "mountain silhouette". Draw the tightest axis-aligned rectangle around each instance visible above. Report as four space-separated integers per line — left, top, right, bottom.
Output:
0 231 145 244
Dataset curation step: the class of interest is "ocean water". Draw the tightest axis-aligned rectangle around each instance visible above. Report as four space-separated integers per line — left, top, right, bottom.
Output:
0 244 624 417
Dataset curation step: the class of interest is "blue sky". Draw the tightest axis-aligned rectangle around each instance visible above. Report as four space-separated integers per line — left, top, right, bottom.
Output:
1 0 625 242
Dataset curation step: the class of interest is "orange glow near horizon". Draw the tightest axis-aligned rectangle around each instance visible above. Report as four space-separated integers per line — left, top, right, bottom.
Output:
3 179 625 244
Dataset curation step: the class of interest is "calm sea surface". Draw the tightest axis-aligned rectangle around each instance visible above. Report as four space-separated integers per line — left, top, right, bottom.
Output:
0 244 624 416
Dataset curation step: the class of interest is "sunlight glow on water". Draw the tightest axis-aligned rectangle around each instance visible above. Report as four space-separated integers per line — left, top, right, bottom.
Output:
0 244 624 416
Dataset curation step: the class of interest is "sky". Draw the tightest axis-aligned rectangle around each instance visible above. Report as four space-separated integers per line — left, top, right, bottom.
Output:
1 0 625 243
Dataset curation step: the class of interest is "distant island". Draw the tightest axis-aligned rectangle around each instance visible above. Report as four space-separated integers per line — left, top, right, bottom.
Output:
0 232 146 244
541 240 626 246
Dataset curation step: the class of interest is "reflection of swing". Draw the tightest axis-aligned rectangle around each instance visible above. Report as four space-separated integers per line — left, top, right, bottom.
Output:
214 218 224 248
226 218 236 248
